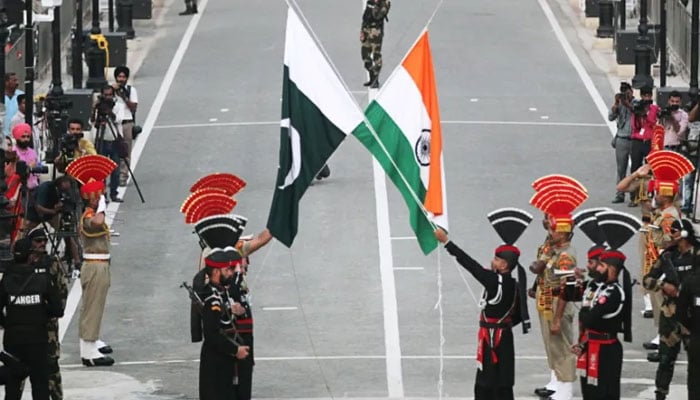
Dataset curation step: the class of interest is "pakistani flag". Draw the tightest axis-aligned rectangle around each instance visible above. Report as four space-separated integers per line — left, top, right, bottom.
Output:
267 8 365 247
353 30 449 255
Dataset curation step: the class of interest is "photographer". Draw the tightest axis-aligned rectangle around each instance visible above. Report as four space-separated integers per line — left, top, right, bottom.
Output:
0 238 64 400
113 66 138 187
23 175 81 268
659 91 688 152
629 86 659 205
53 119 97 173
11 124 41 191
609 82 634 204
91 85 126 203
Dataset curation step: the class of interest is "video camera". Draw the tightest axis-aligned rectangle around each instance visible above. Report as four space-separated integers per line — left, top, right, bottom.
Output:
59 132 82 159
632 99 652 116
15 161 48 183
95 95 116 119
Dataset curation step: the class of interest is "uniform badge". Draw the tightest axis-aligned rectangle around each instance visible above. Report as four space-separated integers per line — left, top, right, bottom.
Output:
597 296 607 305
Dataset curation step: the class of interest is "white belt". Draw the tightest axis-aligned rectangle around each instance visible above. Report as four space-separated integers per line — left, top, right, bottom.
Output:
83 253 110 260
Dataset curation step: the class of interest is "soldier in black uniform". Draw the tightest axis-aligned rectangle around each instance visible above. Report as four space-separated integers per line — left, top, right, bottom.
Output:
192 214 250 400
0 238 64 400
434 207 531 400
676 265 700 400
572 210 638 400
643 218 700 400
570 208 609 394
229 254 254 400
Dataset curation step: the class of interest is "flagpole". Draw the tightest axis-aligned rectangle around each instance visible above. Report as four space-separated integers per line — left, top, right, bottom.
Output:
282 0 439 229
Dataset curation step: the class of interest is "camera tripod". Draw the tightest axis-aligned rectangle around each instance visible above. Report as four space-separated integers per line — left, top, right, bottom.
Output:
94 113 145 203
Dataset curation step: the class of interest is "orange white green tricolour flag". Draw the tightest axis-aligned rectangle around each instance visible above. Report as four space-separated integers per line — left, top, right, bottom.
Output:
353 30 448 255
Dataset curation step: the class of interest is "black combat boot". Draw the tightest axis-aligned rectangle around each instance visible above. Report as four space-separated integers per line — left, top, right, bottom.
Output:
370 75 380 89
655 389 667 400
316 164 331 180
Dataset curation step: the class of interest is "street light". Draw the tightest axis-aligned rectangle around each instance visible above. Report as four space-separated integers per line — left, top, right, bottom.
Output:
597 0 615 38
690 0 699 99
85 0 107 89
632 0 654 89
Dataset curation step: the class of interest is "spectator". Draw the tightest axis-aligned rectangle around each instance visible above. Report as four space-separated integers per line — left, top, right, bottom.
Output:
53 119 97 173
4 73 24 137
609 82 634 204
629 86 659 207
10 94 40 152
12 124 40 190
660 91 688 152
91 85 126 203
113 66 138 187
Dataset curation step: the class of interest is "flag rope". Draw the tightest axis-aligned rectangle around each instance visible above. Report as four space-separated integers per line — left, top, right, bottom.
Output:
288 249 336 399
434 249 445 399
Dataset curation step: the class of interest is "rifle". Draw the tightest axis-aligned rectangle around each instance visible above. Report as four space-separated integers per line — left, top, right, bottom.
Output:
181 282 245 348
181 281 204 310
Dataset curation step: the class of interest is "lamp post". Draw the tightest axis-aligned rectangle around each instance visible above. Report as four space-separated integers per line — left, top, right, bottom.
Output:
45 4 69 162
597 0 615 38
85 0 107 89
690 0 699 100
116 0 135 39
24 0 34 124
72 0 83 88
660 0 667 87
632 0 654 89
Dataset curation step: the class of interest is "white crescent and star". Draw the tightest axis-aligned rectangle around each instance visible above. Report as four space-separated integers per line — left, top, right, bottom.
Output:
278 118 302 189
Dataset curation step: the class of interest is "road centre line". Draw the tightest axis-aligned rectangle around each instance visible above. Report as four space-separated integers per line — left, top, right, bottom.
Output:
441 120 607 127
393 267 424 271
58 0 210 343
151 120 607 130
60 354 685 368
261 306 298 311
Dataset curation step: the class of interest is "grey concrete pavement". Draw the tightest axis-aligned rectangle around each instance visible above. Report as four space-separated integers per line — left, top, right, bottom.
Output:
52 0 690 399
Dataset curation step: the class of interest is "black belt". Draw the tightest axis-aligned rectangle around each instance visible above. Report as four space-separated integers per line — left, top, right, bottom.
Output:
616 136 631 140
122 120 134 123
588 332 616 340
665 145 680 150
632 138 650 142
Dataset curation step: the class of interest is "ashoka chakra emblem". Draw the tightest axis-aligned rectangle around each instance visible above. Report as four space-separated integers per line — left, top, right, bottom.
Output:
415 129 431 166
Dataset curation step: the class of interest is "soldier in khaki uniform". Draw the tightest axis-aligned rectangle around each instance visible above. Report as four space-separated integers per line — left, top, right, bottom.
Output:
64 155 120 367
529 175 589 400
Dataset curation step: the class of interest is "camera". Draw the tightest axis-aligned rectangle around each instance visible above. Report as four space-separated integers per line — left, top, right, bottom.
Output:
57 190 78 233
632 99 651 116
15 161 48 182
95 95 116 118
60 132 82 158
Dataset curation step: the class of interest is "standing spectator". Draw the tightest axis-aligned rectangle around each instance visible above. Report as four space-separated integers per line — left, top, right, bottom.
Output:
12 123 40 190
609 82 634 204
113 66 138 187
661 91 689 152
10 94 40 152
4 73 24 137
91 85 126 202
629 86 659 207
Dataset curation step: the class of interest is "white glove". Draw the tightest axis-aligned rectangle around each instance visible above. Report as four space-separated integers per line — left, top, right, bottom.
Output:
97 195 107 214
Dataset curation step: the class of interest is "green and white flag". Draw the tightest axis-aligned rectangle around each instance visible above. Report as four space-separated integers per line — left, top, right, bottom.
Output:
267 8 365 247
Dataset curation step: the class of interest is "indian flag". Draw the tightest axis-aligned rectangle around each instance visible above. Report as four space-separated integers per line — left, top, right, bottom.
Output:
267 8 365 247
353 30 449 255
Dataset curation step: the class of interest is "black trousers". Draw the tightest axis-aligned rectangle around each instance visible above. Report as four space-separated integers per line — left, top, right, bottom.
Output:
580 340 622 400
688 336 700 400
474 384 513 400
630 139 651 175
656 340 681 394
235 334 254 400
4 342 50 400
199 343 236 400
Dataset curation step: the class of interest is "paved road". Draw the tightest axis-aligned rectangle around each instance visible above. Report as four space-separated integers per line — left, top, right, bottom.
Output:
57 0 689 399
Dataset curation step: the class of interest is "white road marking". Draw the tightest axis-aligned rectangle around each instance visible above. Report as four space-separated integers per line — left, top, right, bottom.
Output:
59 354 688 366
220 108 229 112
369 86 404 397
261 306 298 311
152 121 278 129
441 120 606 127
529 107 538 111
58 0 211 343
469 98 478 102
540 115 550 120
393 267 424 271
390 236 416 240
536 0 616 137
209 118 218 122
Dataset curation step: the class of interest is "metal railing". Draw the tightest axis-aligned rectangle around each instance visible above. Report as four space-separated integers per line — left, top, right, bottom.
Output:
667 0 694 79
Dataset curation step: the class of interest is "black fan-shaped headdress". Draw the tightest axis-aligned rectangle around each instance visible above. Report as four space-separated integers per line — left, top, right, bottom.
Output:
574 207 610 260
194 214 248 266
595 210 641 343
